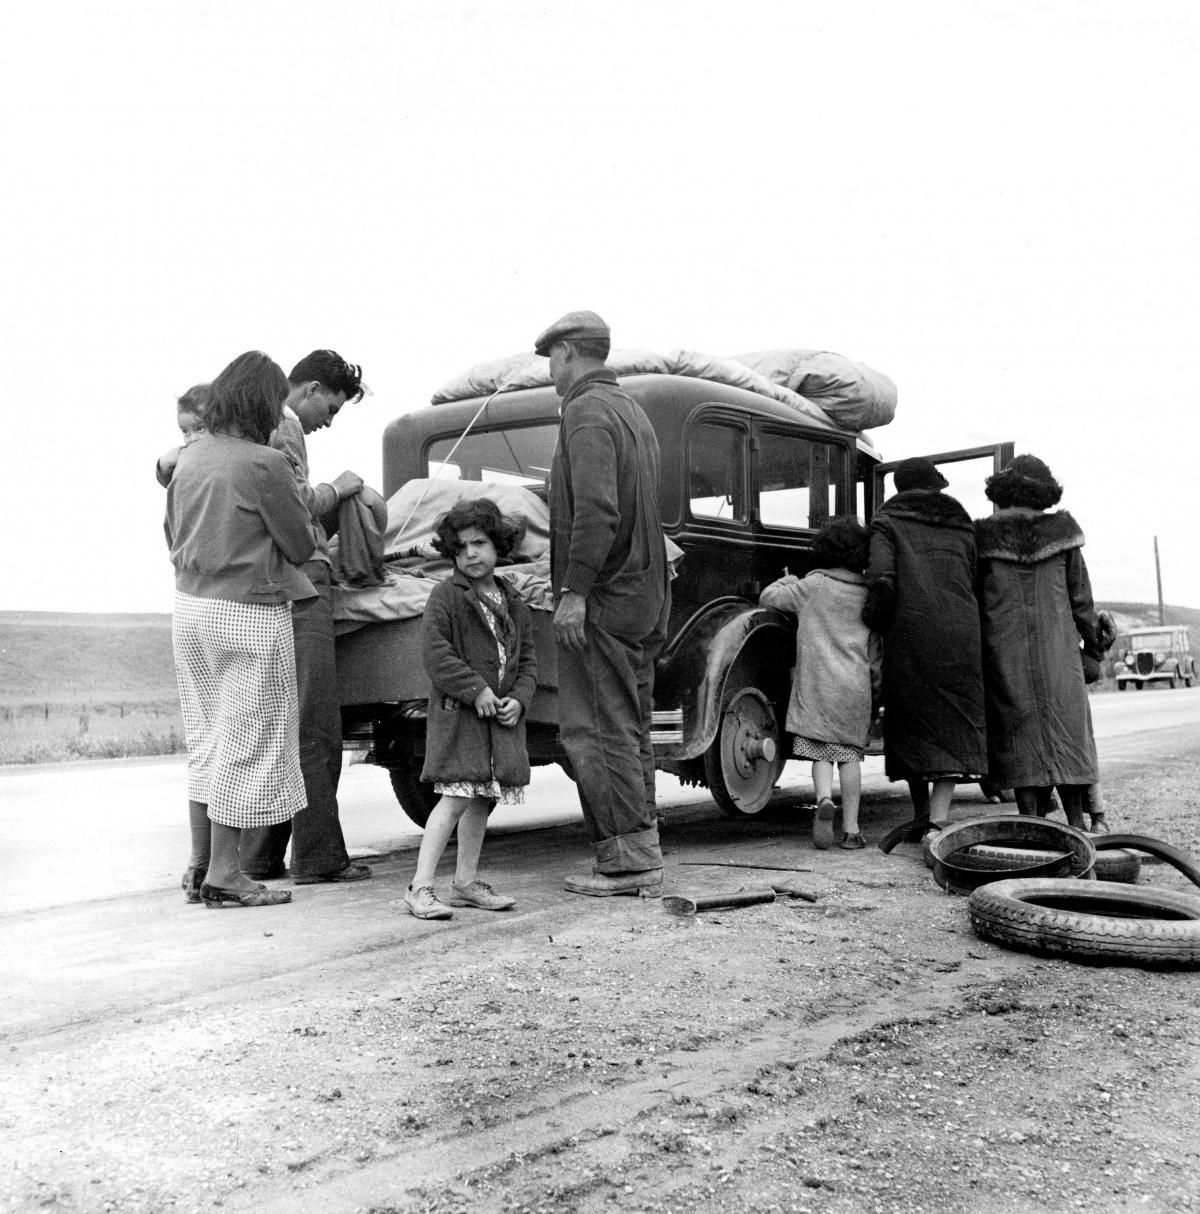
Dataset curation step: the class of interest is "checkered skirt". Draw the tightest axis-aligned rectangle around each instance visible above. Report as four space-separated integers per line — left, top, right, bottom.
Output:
172 591 306 828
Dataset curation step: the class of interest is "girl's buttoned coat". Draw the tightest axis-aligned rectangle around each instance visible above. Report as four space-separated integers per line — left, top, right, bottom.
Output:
760 568 881 748
420 569 538 787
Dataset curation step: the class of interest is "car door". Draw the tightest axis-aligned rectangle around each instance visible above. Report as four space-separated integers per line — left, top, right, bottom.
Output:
870 443 1015 520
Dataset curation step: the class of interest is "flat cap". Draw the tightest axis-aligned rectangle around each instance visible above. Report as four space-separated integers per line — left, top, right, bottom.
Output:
533 310 611 358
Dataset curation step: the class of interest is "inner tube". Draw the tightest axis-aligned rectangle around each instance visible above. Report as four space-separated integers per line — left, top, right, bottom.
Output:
928 816 1096 895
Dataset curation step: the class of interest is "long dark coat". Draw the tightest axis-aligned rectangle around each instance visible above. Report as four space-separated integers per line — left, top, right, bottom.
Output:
864 490 988 780
420 569 538 787
975 509 1100 788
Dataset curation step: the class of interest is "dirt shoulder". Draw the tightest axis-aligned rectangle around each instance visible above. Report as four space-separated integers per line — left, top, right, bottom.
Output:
4 731 1200 1214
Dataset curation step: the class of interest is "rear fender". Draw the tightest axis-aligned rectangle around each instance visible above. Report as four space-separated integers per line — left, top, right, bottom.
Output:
655 598 794 760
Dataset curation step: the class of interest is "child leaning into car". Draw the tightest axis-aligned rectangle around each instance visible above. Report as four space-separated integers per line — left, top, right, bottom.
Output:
404 498 537 920
760 518 882 850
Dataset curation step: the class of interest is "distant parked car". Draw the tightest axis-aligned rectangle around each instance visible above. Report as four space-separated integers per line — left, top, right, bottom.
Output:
1113 626 1196 690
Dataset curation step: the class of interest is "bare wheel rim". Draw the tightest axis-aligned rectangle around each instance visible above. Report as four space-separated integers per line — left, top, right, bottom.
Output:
705 686 782 815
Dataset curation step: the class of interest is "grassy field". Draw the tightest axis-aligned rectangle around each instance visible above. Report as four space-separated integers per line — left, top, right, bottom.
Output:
0 602 1194 765
0 699 183 765
0 612 183 764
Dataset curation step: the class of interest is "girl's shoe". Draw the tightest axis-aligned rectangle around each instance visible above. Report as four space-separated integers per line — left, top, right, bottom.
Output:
839 832 867 850
182 866 207 904
1088 814 1110 834
448 880 515 911
200 882 291 908
813 798 837 850
405 884 452 920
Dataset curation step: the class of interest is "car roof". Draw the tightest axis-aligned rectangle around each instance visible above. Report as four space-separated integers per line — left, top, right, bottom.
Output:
401 374 878 455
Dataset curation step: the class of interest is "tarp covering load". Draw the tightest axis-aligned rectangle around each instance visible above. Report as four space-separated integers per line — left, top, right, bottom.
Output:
330 479 553 634
331 478 685 634
732 349 898 430
429 348 879 431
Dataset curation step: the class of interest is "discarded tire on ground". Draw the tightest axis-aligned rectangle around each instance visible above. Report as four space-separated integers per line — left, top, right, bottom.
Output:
928 816 1095 895
965 842 1141 884
968 878 1200 967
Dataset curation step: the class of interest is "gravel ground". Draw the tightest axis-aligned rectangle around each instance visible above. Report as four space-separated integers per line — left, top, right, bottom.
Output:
4 737 1200 1214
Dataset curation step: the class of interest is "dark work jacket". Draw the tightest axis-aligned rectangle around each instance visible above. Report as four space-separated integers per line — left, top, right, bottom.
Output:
420 570 538 786
864 489 988 779
975 509 1099 787
549 368 668 640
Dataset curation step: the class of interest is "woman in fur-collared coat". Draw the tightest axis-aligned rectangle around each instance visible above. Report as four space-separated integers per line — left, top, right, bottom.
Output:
974 455 1102 828
864 459 989 833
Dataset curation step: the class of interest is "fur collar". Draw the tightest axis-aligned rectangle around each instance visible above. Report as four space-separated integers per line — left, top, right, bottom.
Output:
975 509 1085 563
874 489 973 532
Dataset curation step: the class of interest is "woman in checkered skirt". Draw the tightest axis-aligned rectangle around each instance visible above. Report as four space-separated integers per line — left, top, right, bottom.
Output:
165 351 318 908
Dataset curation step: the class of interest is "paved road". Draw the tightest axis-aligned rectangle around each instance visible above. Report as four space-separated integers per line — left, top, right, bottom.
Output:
0 686 1196 916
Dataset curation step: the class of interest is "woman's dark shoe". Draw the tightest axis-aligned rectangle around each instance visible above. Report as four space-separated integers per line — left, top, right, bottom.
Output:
839 832 867 850
200 882 292 908
182 866 207 904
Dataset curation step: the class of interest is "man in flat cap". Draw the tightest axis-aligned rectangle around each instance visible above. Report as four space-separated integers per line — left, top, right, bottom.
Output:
537 311 670 897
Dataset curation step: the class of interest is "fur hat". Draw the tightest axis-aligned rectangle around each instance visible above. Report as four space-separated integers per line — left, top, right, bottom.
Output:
985 454 1063 509
893 457 948 492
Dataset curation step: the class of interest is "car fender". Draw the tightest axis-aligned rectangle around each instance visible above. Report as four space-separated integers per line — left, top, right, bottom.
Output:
654 597 794 760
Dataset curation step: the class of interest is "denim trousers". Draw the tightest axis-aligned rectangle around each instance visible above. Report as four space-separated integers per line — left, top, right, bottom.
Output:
557 617 665 875
241 564 350 878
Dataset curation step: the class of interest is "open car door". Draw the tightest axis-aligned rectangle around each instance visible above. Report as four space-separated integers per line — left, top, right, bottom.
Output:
870 442 1015 521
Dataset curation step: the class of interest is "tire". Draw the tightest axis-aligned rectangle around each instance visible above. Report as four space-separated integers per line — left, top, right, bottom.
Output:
704 685 784 816
1095 834 1200 892
1117 680 1128 691
968 878 1200 967
1170 671 1180 689
929 815 1096 895
386 763 438 829
965 842 1141 884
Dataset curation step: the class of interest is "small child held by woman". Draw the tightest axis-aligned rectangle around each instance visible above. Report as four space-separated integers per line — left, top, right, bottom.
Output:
760 517 881 850
405 498 537 919
157 383 211 489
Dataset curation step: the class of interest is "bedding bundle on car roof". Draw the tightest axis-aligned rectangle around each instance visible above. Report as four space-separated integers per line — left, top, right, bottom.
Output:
430 347 897 432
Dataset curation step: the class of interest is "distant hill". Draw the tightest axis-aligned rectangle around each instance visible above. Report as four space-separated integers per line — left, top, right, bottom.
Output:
0 611 176 703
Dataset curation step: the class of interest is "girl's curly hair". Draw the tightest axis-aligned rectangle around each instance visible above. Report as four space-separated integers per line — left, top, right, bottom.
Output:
812 516 871 573
433 497 526 560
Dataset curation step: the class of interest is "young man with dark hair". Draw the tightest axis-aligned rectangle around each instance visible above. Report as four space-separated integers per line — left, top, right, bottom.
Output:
536 310 671 898
237 350 373 885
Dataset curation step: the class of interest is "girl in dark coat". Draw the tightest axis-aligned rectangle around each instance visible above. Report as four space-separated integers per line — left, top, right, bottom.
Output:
864 459 989 836
404 499 537 920
974 455 1102 829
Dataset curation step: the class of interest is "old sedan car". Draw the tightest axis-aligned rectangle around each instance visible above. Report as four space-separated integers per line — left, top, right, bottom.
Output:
1114 626 1196 689
336 370 1010 826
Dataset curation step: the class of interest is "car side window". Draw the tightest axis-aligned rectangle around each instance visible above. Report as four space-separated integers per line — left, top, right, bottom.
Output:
758 431 845 529
688 421 747 522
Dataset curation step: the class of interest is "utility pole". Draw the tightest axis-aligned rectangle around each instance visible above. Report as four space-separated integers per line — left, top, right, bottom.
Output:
1154 535 1165 625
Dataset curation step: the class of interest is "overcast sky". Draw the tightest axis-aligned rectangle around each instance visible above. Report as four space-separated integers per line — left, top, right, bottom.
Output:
3 0 1196 614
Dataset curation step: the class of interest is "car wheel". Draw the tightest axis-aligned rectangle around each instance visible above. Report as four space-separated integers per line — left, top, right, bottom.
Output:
968 878 1200 967
704 685 784 816
386 762 438 829
1170 670 1180 689
1117 680 1128 691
